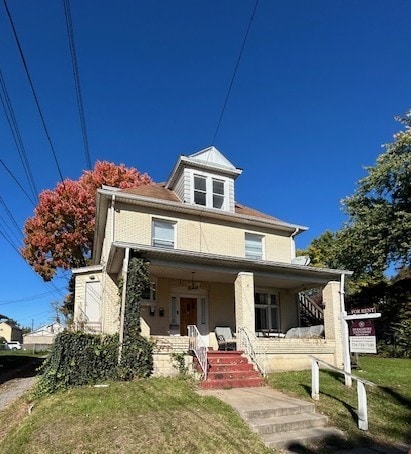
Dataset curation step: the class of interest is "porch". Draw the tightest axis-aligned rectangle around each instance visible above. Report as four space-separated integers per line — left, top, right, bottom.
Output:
106 243 351 376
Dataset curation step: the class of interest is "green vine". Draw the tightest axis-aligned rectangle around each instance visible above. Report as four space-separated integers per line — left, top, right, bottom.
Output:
171 352 189 375
118 255 153 380
34 332 119 397
35 254 154 396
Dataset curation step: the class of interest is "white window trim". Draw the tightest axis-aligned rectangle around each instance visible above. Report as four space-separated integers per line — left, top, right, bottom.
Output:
152 218 176 249
245 232 265 260
191 171 228 211
254 289 280 333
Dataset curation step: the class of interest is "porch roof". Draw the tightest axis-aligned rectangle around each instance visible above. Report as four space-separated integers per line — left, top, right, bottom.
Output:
107 242 352 291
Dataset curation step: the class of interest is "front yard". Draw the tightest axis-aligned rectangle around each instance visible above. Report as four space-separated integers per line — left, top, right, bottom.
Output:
0 356 409 453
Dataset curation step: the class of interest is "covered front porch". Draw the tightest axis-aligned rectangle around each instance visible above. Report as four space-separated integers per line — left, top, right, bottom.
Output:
108 242 351 376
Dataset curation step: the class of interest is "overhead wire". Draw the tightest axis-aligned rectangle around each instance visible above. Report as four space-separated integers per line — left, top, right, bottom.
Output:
0 68 38 202
211 0 259 145
3 0 65 183
63 0 92 169
0 159 35 205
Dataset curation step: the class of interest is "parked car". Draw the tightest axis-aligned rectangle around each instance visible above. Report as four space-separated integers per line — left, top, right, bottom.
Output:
6 341 22 350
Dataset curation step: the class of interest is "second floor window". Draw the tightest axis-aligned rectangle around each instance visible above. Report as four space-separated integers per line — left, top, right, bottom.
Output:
152 219 175 249
193 174 226 209
245 233 263 260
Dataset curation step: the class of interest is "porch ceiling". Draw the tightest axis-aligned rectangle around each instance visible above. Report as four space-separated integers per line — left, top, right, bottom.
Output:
107 242 352 291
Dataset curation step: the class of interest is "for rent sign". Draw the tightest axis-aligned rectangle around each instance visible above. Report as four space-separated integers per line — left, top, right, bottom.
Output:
349 320 377 354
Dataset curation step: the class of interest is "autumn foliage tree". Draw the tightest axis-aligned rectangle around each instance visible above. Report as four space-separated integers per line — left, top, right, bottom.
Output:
22 161 151 281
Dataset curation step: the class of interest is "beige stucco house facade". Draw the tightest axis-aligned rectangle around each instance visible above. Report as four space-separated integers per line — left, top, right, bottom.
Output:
73 147 352 376
0 321 22 343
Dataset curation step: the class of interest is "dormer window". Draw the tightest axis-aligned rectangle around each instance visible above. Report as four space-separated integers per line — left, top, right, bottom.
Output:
193 174 226 210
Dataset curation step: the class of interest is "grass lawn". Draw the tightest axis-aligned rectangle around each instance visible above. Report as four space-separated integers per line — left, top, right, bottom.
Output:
267 356 411 450
0 357 409 453
0 377 271 454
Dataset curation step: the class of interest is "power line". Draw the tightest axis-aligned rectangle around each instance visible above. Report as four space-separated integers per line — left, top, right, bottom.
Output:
63 0 92 169
0 288 67 305
0 68 38 202
211 0 259 145
0 159 35 205
0 194 22 237
3 0 65 183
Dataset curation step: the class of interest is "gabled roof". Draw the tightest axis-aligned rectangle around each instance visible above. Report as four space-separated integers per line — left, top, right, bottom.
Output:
166 146 242 189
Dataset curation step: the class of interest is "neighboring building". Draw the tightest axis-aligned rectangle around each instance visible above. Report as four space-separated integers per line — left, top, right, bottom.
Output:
23 322 64 349
0 321 23 343
73 147 352 377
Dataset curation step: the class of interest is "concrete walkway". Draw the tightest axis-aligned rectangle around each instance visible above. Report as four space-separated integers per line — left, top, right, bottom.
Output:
198 386 410 454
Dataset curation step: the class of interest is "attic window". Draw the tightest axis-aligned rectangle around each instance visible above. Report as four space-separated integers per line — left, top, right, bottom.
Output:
193 174 226 209
194 175 207 206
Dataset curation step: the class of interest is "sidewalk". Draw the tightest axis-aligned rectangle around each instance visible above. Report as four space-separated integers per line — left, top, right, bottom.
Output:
198 386 410 454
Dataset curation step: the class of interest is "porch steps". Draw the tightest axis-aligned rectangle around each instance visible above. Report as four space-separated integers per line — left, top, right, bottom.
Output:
196 351 265 389
198 387 346 451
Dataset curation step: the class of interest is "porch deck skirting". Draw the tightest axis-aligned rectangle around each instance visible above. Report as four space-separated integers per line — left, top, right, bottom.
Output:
149 336 338 376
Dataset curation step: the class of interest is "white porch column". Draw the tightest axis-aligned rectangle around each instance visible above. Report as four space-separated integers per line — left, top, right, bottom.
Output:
323 281 344 368
235 272 255 333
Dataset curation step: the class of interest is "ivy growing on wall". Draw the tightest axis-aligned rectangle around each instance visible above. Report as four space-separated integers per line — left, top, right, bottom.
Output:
118 255 153 380
34 332 119 396
35 253 154 396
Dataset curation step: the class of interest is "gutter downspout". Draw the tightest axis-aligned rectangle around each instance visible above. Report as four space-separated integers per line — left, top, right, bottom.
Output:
290 227 300 260
111 195 116 244
118 247 130 363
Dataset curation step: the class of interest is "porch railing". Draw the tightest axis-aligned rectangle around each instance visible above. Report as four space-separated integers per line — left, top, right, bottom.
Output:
187 325 208 380
310 356 375 430
299 292 324 324
237 326 268 377
75 307 102 333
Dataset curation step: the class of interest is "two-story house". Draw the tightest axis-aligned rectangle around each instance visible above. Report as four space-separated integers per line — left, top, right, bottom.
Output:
73 147 352 377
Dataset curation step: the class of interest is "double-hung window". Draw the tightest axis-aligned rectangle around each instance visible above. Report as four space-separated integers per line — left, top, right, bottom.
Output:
245 233 263 260
255 292 280 334
152 219 175 249
194 175 207 206
193 174 226 210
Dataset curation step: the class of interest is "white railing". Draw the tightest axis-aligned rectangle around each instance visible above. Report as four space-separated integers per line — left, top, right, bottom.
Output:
75 308 102 333
187 325 208 380
237 327 268 377
299 292 324 323
310 356 375 430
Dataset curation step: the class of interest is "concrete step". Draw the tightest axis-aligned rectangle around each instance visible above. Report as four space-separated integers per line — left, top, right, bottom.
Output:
200 377 265 389
261 426 346 450
243 401 315 419
249 412 328 435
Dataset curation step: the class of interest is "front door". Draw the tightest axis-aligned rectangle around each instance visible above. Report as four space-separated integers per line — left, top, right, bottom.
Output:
180 297 197 336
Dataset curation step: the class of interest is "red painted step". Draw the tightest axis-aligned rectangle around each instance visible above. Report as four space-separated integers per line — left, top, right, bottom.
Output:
200 377 265 390
194 350 265 389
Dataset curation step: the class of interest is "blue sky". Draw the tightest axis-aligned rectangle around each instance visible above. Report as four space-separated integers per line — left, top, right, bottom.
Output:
0 1 410 328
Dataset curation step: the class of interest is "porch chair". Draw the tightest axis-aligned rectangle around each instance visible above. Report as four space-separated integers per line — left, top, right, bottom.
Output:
215 327 237 351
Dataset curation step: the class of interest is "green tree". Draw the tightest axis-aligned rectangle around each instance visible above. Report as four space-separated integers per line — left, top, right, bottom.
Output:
341 112 411 278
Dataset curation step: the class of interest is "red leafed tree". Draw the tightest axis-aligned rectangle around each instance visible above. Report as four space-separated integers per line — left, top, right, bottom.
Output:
22 161 152 281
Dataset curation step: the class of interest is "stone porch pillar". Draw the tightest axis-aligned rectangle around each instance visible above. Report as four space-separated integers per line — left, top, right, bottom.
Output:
323 281 343 367
235 272 255 334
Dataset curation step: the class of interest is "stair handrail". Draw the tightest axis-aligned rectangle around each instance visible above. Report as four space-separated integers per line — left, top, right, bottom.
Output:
299 292 324 321
237 326 268 377
187 325 208 380
310 356 375 430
